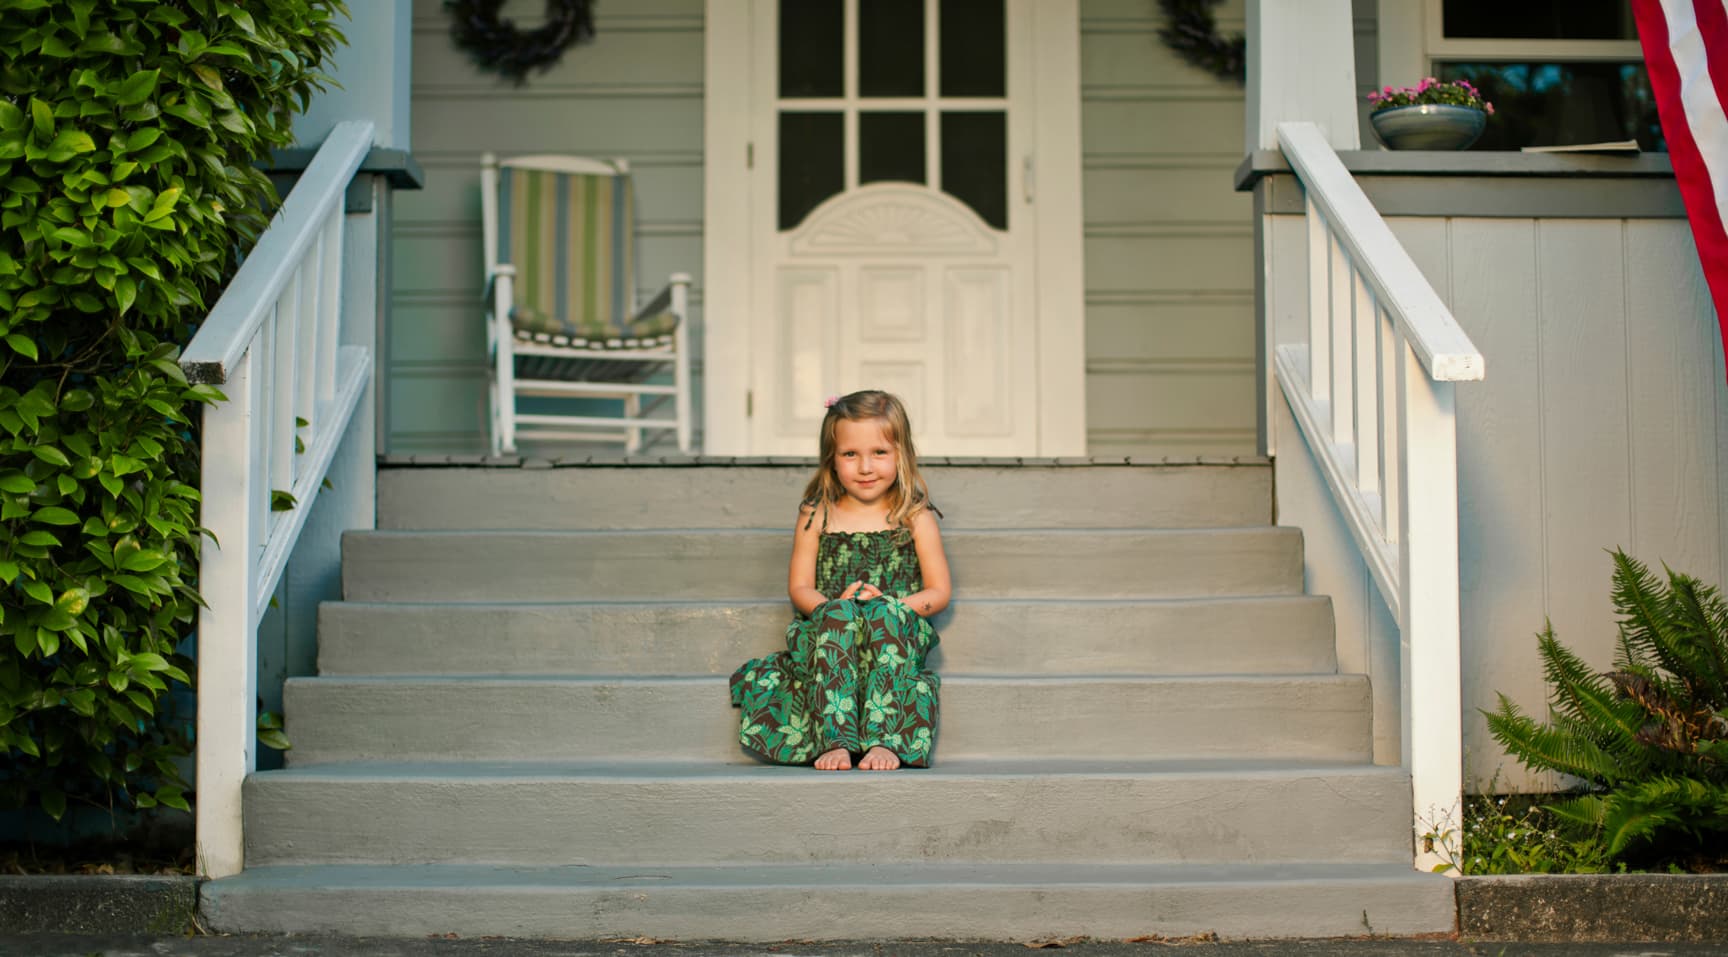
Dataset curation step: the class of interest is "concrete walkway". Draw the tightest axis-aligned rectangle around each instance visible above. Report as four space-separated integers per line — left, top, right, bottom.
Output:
4 938 1727 957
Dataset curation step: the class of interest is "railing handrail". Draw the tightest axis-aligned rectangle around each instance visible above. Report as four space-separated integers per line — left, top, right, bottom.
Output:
1277 121 1485 383
1270 120 1473 874
181 120 373 384
186 121 377 880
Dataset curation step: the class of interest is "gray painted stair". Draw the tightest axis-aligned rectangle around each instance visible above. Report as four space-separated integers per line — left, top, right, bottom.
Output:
204 464 1455 940
378 463 1273 530
241 760 1415 867
316 596 1340 676
282 674 1373 765
341 527 1306 601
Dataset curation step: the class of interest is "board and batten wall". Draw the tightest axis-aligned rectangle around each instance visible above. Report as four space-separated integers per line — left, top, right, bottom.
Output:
1265 175 1728 789
391 0 1328 457
391 0 706 453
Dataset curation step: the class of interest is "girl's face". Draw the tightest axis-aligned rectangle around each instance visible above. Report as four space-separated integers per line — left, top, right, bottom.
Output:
832 417 898 506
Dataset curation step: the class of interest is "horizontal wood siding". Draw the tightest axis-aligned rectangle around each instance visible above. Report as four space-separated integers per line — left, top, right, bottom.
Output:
1081 0 1375 458
1080 0 1253 457
391 0 705 453
1387 215 1728 791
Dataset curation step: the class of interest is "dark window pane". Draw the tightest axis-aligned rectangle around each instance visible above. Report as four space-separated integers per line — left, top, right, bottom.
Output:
1438 62 1663 151
860 0 925 97
940 0 1005 97
1442 0 1633 40
781 0 843 96
861 112 927 184
941 111 1006 230
780 112 845 230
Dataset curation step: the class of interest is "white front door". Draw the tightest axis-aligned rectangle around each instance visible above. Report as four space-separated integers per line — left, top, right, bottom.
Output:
704 0 1085 456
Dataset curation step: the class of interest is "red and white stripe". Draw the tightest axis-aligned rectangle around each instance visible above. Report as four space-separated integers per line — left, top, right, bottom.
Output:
1634 0 1728 373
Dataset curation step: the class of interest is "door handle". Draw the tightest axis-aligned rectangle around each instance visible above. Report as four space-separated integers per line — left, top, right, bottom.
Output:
1023 155 1035 203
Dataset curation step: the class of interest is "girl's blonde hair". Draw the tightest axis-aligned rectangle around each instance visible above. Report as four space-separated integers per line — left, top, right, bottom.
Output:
802 390 935 532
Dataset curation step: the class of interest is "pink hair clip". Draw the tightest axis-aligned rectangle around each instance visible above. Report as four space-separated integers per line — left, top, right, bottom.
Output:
824 394 840 409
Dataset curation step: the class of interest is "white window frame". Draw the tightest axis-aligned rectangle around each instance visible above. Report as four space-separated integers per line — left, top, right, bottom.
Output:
1378 0 1642 91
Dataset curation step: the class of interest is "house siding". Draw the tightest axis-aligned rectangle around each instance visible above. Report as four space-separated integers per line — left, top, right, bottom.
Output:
1079 0 1256 457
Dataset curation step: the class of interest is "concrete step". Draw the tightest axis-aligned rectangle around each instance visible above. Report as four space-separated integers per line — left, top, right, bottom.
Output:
199 861 1456 939
242 759 1415 868
316 596 1338 676
340 528 1306 602
282 674 1372 766
377 464 1272 531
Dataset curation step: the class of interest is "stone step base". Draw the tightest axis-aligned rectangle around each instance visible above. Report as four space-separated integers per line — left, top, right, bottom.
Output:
201 861 1455 940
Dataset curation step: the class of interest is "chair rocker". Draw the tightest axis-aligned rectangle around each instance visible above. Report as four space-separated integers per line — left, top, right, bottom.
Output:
481 153 693 455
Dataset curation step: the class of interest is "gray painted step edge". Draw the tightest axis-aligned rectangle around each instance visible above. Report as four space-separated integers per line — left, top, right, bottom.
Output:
317 596 1338 677
241 760 1415 867
340 528 1306 601
377 464 1273 531
200 861 1456 939
282 674 1373 765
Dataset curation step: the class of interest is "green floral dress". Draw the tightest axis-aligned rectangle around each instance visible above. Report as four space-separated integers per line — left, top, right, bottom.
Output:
728 525 941 767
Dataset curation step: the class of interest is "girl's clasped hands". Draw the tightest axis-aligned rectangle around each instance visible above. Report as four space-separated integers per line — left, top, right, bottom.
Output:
838 579 883 601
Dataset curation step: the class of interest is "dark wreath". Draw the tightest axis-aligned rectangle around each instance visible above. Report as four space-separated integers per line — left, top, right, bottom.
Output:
446 0 596 85
1156 0 1245 84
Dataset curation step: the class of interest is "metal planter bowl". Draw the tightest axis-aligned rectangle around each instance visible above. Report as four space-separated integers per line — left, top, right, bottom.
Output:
1369 104 1487 151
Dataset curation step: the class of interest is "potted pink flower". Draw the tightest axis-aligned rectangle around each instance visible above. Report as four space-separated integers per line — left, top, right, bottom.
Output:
1367 77 1494 150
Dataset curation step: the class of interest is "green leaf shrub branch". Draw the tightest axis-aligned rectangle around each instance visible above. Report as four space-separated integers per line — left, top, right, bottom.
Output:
0 0 345 822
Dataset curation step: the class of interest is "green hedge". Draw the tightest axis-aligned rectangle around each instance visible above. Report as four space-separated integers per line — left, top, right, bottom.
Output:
0 0 345 822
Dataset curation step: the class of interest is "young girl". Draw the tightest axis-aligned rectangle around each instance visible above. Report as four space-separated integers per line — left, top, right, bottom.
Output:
729 390 951 771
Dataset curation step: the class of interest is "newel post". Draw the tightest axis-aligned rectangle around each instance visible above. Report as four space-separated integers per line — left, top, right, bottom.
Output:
194 348 260 880
1398 348 1464 874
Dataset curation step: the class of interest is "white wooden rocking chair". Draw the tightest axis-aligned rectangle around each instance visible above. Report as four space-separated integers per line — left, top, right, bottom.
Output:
481 153 693 455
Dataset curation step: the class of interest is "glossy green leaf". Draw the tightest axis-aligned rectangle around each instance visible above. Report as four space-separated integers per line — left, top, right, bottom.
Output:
32 507 80 525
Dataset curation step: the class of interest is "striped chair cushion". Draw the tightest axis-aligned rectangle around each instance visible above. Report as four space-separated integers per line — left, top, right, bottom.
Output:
497 165 678 343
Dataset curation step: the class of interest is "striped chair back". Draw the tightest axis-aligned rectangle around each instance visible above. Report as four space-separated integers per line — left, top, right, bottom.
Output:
496 164 635 339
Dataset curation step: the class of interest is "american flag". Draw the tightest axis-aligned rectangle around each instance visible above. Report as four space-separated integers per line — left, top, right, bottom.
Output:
1634 0 1728 375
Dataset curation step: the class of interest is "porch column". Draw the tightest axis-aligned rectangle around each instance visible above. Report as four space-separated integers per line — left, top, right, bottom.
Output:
292 0 413 150
1244 0 1359 151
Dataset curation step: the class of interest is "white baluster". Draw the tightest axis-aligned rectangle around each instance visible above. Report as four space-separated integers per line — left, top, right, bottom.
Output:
1353 272 1379 494
1305 198 1330 400
1329 238 1353 446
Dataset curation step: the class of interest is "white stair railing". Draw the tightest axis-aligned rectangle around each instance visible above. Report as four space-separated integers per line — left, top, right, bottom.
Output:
179 120 375 879
1273 121 1483 873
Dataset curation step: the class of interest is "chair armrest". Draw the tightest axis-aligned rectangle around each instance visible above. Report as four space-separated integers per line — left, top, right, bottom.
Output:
629 283 676 327
628 273 692 331
484 263 517 299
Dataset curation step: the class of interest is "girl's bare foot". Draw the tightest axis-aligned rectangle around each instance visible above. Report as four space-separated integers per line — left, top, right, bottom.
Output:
858 746 901 770
814 747 852 770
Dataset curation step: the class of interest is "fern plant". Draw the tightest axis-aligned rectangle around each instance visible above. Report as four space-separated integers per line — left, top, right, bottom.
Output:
1486 549 1728 866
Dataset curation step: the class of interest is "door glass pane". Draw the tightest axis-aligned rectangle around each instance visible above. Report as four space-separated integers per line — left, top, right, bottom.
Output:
1442 0 1633 40
780 112 845 229
941 111 1006 230
860 112 927 184
1438 62 1662 151
940 0 1005 97
781 0 843 96
860 0 926 97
